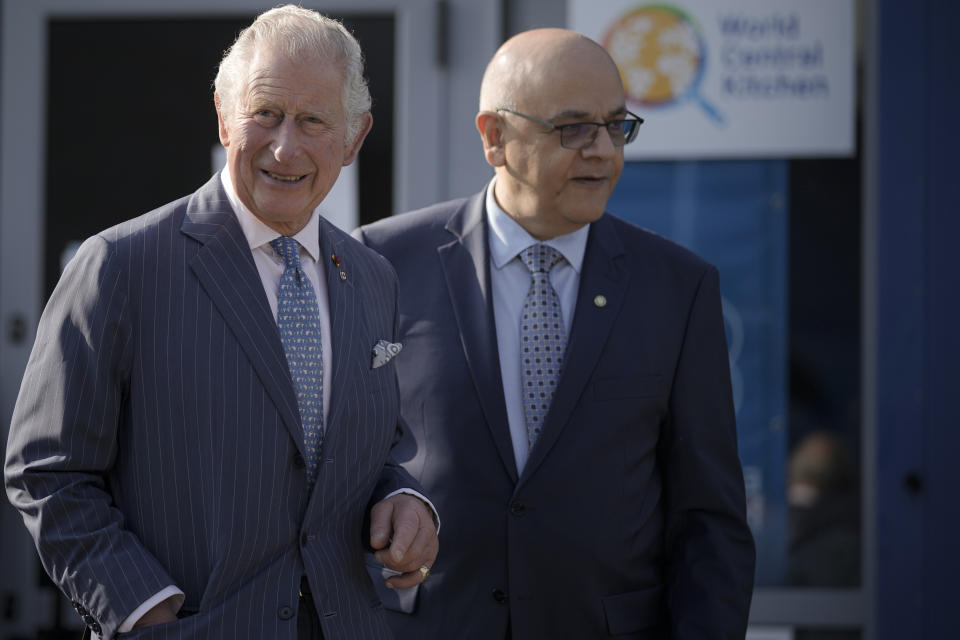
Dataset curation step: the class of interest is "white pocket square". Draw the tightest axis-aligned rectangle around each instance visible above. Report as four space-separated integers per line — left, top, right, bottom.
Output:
371 339 403 369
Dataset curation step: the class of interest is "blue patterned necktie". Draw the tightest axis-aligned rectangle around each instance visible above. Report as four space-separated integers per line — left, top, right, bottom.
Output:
271 236 324 485
519 244 567 448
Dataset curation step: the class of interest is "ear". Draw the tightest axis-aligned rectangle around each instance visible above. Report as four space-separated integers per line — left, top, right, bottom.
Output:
214 93 230 147
342 112 374 166
476 111 506 167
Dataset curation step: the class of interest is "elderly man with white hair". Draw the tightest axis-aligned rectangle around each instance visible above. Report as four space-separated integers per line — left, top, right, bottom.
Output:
5 6 437 639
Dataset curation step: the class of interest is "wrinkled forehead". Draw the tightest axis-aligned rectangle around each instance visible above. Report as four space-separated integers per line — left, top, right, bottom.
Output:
243 49 329 84
236 49 344 102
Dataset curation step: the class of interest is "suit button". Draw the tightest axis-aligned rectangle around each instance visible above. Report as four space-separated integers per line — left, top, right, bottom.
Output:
491 588 508 604
300 531 310 547
293 452 306 469
91 622 102 635
278 605 294 620
509 500 526 516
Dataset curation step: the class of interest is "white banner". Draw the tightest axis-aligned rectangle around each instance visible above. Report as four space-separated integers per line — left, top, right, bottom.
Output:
568 0 856 158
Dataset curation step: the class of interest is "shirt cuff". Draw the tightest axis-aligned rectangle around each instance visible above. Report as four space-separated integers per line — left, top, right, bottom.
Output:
384 488 441 534
117 586 185 632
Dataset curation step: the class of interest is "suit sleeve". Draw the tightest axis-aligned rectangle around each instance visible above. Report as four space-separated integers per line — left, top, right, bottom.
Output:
364 252 434 521
4 235 178 638
661 266 756 639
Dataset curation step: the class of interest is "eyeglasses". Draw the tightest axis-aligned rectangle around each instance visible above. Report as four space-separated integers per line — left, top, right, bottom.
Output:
497 107 643 150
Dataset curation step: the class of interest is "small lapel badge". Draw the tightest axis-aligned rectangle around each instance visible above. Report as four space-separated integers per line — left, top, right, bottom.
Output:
593 294 607 308
371 339 403 368
331 254 347 281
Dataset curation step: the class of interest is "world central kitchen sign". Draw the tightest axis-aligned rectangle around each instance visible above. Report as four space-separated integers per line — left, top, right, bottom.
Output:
568 0 856 158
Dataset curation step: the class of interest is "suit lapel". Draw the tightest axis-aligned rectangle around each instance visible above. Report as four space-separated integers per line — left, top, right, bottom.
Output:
520 215 629 482
438 193 518 482
318 217 365 440
182 176 304 455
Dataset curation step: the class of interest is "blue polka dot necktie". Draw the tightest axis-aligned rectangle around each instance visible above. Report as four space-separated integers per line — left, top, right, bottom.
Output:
271 236 324 485
519 244 567 449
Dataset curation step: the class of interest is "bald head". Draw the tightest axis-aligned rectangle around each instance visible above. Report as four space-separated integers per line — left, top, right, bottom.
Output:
479 28 623 112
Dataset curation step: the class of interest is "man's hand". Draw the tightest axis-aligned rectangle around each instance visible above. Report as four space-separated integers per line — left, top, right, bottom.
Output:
370 493 439 589
132 598 178 628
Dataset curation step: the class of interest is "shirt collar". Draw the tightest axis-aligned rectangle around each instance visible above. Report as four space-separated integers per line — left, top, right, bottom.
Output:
220 167 321 263
485 176 589 273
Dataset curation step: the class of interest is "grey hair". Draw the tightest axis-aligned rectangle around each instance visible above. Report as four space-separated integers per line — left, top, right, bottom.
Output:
214 4 371 140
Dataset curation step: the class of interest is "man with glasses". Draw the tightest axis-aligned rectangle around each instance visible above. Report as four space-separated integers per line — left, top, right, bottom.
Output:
356 28 754 639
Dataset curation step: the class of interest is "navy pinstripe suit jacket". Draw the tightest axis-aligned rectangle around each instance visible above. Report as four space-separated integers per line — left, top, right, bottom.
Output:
5 175 411 639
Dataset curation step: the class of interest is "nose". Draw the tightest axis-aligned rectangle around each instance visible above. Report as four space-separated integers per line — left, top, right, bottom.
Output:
271 118 302 162
581 125 617 159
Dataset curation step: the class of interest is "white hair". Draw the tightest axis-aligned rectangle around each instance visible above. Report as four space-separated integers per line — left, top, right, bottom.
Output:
214 4 371 140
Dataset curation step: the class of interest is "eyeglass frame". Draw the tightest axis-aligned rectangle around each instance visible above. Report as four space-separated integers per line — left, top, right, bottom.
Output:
495 107 644 150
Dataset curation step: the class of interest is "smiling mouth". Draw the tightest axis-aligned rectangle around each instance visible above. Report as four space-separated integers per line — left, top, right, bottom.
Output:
262 170 306 183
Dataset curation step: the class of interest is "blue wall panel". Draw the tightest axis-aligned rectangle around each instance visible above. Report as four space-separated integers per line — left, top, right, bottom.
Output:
925 1 960 634
876 0 960 636
875 0 928 635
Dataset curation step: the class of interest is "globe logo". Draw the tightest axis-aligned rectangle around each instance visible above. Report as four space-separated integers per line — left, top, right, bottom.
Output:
603 4 724 123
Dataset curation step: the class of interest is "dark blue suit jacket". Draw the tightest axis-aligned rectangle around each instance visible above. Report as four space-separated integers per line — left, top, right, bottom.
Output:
5 175 414 639
357 190 755 639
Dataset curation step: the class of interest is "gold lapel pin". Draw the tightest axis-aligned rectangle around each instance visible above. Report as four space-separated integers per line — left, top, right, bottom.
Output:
593 294 607 308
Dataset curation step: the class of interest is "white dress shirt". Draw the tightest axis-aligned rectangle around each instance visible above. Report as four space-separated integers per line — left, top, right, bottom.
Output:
486 178 590 474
